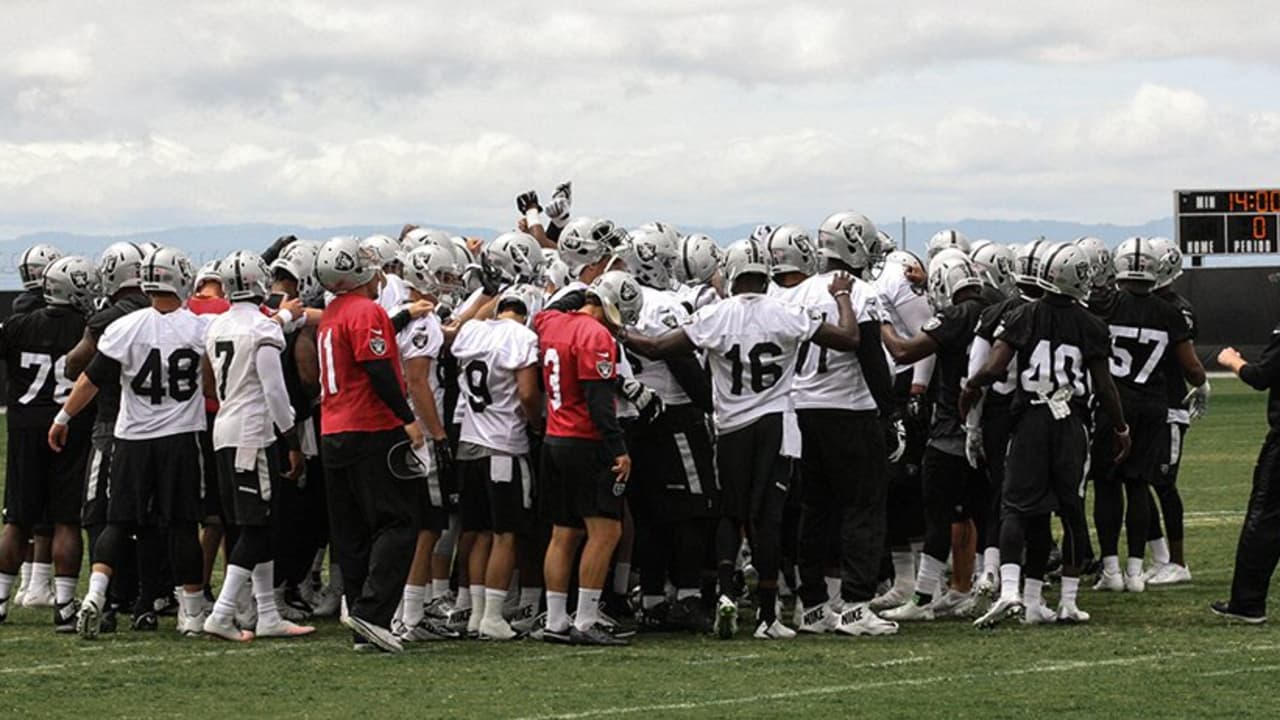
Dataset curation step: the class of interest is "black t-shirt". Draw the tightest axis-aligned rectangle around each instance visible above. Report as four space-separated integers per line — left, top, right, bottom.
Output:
86 292 151 423
1102 290 1191 409
922 296 988 440
996 295 1111 420
11 290 44 315
281 328 314 424
976 294 1028 408
1 305 90 429
1239 324 1280 431
1156 288 1197 414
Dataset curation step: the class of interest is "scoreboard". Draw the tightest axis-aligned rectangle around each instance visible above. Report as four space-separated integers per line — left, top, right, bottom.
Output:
1175 189 1280 256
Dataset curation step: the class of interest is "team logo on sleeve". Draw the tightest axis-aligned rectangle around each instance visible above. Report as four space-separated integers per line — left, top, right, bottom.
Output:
370 329 387 355
412 332 428 349
595 352 614 378
661 312 679 329
807 308 824 323
923 316 942 332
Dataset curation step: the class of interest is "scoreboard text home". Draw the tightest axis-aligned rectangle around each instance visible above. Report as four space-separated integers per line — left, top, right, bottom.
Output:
1176 189 1280 256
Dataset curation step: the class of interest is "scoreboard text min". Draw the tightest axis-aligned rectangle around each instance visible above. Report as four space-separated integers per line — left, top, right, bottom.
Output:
1175 189 1280 256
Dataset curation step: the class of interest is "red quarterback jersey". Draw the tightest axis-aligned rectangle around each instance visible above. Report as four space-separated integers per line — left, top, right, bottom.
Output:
534 309 618 441
187 295 231 413
318 292 407 435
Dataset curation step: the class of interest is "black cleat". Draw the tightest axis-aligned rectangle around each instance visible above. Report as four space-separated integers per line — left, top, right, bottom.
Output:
541 626 573 644
669 596 713 634
131 610 159 632
638 602 673 633
54 599 80 634
570 622 630 646
100 607 119 634
1211 601 1266 624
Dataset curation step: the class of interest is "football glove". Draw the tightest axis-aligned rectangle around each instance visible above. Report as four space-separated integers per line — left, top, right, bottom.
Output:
477 255 505 296
964 424 984 469
885 417 907 464
516 189 541 215
544 181 572 227
432 437 458 505
620 378 664 423
1185 380 1210 421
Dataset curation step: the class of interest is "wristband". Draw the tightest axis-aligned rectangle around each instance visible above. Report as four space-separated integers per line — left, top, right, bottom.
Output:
276 308 294 326
524 209 541 228
55 409 73 426
833 290 851 299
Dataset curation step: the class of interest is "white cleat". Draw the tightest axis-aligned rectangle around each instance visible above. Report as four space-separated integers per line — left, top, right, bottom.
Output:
511 610 545 637
1147 563 1192 587
12 587 27 608
311 587 341 618
398 618 460 642
1140 562 1168 583
752 619 796 640
835 603 899 637
929 590 975 619
346 616 404 654
796 602 837 634
76 597 102 640
445 607 472 635
714 595 738 640
22 583 55 608
203 613 254 642
478 617 519 641
974 596 1023 629
256 618 316 638
869 586 913 612
1124 572 1146 593
1022 603 1058 625
1057 603 1091 624
1093 569 1124 592
180 608 210 637
882 598 935 622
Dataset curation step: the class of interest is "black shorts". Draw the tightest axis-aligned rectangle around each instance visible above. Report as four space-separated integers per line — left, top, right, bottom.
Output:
1097 402 1166 485
215 446 279 527
107 432 203 527
200 421 222 520
715 413 788 523
539 438 622 528
81 422 116 527
459 454 534 534
1155 421 1188 488
1003 408 1089 518
921 445 987 521
627 404 716 524
4 421 90 526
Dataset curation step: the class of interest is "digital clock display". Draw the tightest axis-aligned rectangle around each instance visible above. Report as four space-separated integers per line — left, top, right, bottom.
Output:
1175 189 1280 255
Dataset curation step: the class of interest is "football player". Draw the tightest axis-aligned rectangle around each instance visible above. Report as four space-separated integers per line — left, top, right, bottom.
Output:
15 244 62 313
673 233 724 313
780 214 898 637
189 261 230 610
202 251 314 641
312 236 426 653
534 271 642 645
452 284 544 640
1091 238 1207 593
623 239 860 640
963 243 1130 627
879 252 992 621
0 257 99 629
52 248 215 638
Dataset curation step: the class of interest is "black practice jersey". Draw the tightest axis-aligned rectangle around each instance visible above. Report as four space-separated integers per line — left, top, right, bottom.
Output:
922 295 989 440
1239 324 1280 431
1102 291 1191 409
996 295 1111 420
11 291 44 315
1 305 88 429
85 292 151 424
976 294 1028 408
1156 288 1197 416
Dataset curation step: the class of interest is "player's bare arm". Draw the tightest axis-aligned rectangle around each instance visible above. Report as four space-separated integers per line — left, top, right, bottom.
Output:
294 325 320 397
811 272 860 352
620 327 695 360
1087 356 1131 463
880 322 939 365
515 365 543 435
48 372 100 452
959 339 1016 417
64 327 97 379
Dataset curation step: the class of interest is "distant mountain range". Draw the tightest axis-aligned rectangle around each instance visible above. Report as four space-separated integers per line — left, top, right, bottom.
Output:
0 216 1194 290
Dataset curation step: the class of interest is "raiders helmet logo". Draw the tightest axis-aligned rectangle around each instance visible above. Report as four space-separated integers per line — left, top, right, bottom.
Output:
596 358 614 378
807 308 824 323
661 313 679 329
370 335 387 355
619 282 639 303
412 332 429 349
334 251 356 272
70 269 89 288
102 256 118 274
923 317 943 332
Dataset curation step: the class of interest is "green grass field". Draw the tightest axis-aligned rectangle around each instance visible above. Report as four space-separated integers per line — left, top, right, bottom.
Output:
2 378 1280 718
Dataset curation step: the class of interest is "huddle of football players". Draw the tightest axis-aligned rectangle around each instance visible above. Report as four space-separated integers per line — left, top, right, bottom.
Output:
0 186 1220 651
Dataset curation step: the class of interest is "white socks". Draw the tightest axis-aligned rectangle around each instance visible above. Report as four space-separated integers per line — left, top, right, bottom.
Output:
1126 557 1144 577
54 577 76 605
1000 563 1022 601
30 562 51 591
0 572 14 602
87 571 110 607
1102 555 1121 574
574 588 602 632
546 591 569 632
213 565 250 620
468 585 485 631
18 562 31 590
1149 538 1171 566
891 551 915 593
1023 578 1044 608
983 547 1000 577
1060 576 1080 607
402 585 425 627
431 578 450 599
180 589 204 619
483 588 506 624
824 576 840 602
916 554 946 599
252 562 279 624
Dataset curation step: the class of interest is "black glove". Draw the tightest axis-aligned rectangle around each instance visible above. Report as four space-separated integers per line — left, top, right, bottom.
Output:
478 255 505 296
266 234 297 261
433 437 458 506
620 378 664 423
906 395 926 421
516 190 541 215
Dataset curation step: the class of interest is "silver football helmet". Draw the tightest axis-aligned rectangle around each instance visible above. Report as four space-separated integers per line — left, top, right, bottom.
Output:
927 229 971 259
42 256 100 314
271 240 323 304
721 238 772 289
1148 236 1183 289
589 270 643 327
1037 243 1092 303
628 225 680 289
98 242 146 298
220 251 271 303
195 260 222 289
315 236 378 294
766 224 818 276
361 234 403 270
817 212 879 271
19 244 63 291
542 248 572 290
1073 236 1115 290
484 232 542 285
140 246 196 301
558 217 625 277
402 243 465 308
1113 236 1160 284
969 240 1016 296
401 227 453 253
926 252 983 310
1013 239 1053 289
676 233 723 285
497 283 546 326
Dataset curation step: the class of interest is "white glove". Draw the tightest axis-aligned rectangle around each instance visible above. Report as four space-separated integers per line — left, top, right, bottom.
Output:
620 378 664 422
964 424 984 470
885 418 907 464
1185 380 1210 421
544 181 572 227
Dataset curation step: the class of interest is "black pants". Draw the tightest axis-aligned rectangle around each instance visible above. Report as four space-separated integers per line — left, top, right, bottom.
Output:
1230 431 1280 615
921 446 988 564
796 409 888 606
323 429 418 629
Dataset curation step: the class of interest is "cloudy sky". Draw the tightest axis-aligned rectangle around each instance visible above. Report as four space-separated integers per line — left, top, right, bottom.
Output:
2 1 1279 238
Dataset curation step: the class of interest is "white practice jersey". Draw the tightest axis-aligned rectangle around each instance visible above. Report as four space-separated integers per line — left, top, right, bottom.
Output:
777 272 877 412
630 286 691 406
205 303 290 450
378 273 409 314
451 317 540 455
682 293 822 434
99 307 212 441
396 306 444 416
873 262 936 384
676 283 719 313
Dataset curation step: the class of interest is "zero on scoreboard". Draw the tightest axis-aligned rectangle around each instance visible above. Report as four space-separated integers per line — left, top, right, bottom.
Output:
1175 189 1280 256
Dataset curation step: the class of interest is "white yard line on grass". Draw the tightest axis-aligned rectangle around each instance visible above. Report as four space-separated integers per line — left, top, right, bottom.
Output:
511 647 1277 720
1201 664 1280 677
0 642 304 675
